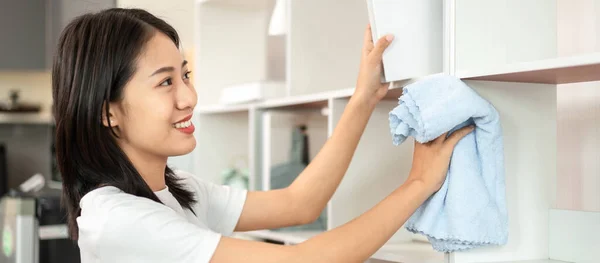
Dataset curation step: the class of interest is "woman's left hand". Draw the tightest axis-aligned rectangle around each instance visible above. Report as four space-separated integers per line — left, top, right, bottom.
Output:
354 24 394 107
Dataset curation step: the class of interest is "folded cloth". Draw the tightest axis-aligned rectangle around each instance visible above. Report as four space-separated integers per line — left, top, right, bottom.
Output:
388 75 508 252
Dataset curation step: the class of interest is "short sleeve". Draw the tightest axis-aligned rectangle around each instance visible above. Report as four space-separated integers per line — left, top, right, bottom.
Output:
78 187 222 263
175 170 248 236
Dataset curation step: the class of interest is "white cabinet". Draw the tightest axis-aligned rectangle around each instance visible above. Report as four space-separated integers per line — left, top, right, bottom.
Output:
193 0 599 262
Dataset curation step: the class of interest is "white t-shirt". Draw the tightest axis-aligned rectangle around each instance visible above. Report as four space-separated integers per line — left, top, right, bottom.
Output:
76 170 247 263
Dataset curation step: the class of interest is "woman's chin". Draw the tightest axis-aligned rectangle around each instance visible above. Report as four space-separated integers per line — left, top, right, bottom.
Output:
169 138 196 156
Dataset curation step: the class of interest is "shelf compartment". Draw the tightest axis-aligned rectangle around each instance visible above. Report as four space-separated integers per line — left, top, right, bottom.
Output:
287 0 367 96
448 81 557 263
328 98 423 245
455 0 600 85
193 111 253 188
260 109 329 232
195 0 286 106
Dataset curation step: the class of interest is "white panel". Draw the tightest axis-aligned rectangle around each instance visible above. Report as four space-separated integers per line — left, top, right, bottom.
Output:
194 112 250 185
367 0 443 82
556 82 600 212
289 0 367 95
16 216 36 263
261 111 272 191
196 3 272 105
449 81 556 263
549 209 600 263
557 0 600 57
455 0 557 71
329 99 421 244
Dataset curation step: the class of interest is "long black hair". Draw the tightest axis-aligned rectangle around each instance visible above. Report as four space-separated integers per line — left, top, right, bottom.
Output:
52 8 196 240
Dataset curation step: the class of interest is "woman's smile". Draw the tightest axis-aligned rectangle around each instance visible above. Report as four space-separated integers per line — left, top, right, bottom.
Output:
173 114 195 134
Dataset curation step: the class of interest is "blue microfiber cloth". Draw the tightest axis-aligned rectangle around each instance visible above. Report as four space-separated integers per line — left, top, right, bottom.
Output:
388 75 508 252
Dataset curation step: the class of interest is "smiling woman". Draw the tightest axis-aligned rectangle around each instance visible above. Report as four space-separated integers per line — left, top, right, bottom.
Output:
51 7 204 257
51 7 473 263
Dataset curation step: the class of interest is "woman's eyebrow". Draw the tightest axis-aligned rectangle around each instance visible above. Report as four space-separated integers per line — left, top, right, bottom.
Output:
150 60 188 77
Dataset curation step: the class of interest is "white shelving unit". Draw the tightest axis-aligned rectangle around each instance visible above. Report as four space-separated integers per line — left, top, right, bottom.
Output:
193 0 599 262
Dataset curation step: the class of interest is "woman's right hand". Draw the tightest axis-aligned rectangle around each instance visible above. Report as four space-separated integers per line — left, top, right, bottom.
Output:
407 125 475 194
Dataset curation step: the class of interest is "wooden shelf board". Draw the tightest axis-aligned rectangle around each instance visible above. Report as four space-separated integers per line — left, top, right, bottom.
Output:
370 241 444 263
234 230 322 244
457 53 600 84
0 112 53 125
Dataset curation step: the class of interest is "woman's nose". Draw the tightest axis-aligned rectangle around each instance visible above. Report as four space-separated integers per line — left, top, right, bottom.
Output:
175 80 197 110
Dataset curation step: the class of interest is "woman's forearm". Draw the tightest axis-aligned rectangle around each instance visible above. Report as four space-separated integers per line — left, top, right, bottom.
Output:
293 179 431 262
289 95 376 221
213 179 431 263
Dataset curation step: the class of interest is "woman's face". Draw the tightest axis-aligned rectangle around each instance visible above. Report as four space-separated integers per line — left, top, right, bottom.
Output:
108 32 197 159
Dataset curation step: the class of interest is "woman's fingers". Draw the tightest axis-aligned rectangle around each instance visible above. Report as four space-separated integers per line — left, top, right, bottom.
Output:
445 125 475 148
369 34 394 65
434 132 448 145
363 24 374 55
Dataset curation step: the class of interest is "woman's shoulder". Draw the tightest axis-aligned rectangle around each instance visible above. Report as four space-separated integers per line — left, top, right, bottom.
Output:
77 185 222 262
78 186 175 232
79 186 161 213
171 169 222 194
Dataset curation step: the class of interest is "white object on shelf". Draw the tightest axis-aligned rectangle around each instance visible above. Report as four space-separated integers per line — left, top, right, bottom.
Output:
268 0 287 36
370 241 443 263
549 209 600 263
366 0 443 82
219 81 286 105
39 224 69 240
19 173 45 193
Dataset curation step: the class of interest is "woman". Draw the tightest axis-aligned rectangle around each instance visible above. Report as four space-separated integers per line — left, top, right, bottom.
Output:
52 8 473 263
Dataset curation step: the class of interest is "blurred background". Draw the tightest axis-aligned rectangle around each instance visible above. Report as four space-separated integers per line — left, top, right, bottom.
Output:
0 1 195 263
1 0 599 263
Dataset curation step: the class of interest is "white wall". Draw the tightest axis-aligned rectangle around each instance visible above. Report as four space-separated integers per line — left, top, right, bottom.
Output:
117 0 195 51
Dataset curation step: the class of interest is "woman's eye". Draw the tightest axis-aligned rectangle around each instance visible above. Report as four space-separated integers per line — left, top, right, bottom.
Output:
159 78 173 86
183 71 192 80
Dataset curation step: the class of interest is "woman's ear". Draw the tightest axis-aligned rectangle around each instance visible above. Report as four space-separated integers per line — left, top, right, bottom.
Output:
102 102 119 127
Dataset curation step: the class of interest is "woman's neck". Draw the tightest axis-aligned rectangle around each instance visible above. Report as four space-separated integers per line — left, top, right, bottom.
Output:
119 143 168 192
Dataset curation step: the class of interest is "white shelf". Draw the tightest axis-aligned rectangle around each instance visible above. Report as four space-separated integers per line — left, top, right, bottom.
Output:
195 103 252 114
481 260 570 263
370 241 443 263
0 112 53 124
194 77 422 114
234 230 322 245
457 52 600 84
